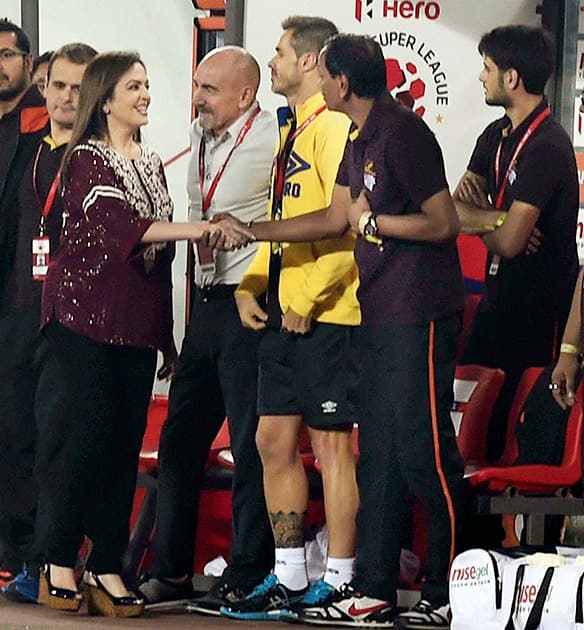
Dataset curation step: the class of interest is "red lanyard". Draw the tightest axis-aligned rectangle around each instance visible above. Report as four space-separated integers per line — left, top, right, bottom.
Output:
494 107 550 209
198 105 261 214
274 104 327 202
32 142 61 224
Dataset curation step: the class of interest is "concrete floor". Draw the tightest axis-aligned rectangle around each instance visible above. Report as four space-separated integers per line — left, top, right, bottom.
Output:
0 598 285 630
0 587 422 629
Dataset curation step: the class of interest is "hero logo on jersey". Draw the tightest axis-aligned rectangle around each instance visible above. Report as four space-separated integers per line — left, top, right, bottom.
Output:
355 0 441 22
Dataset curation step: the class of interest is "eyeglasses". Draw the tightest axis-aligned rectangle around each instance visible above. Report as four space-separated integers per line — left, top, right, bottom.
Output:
0 49 27 61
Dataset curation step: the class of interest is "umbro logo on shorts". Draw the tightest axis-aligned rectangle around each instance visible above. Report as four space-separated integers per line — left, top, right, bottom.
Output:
321 400 338 414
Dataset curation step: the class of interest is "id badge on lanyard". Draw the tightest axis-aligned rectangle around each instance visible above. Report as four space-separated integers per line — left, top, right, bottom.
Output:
32 230 50 280
194 238 216 287
31 143 60 281
195 106 261 285
488 256 500 277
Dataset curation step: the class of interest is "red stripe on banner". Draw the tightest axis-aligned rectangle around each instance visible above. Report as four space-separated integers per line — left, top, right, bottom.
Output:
163 147 190 168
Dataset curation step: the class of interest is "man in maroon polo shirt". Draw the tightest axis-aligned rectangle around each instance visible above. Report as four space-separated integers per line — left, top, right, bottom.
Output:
216 33 465 629
453 25 579 462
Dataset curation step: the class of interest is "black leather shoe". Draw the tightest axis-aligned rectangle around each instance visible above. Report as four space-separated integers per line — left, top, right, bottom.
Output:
186 581 249 616
136 572 195 609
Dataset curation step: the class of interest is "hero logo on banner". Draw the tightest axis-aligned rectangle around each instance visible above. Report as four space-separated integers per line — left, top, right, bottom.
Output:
355 0 441 22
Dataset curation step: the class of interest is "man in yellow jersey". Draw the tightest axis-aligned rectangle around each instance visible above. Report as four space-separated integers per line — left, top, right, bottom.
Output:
221 16 360 622
216 34 465 629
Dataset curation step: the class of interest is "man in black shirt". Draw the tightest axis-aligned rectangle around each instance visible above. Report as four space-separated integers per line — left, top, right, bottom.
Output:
0 37 97 602
454 25 579 460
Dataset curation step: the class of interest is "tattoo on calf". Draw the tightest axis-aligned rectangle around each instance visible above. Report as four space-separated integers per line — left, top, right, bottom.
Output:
270 511 306 548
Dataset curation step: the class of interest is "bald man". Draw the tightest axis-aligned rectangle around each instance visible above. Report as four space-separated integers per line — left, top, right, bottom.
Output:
137 47 277 614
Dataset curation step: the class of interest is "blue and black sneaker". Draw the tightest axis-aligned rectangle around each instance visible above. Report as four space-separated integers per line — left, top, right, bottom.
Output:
1 566 39 603
280 579 337 622
220 573 306 621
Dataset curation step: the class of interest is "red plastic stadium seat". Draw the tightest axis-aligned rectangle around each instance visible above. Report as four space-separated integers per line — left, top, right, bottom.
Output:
138 395 168 469
465 367 543 484
452 364 505 465
461 367 584 546
464 368 584 545
344 366 505 468
138 395 231 470
123 395 232 581
466 369 583 493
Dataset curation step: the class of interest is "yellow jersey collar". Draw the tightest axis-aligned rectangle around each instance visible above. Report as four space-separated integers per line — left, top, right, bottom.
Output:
294 91 326 126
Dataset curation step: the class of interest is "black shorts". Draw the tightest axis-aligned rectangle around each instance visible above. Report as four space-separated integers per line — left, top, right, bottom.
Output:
257 323 358 429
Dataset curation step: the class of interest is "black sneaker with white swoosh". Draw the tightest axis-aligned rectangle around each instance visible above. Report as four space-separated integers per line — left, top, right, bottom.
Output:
294 582 397 627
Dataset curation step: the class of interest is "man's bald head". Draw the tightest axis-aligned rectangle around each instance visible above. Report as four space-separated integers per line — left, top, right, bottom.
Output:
194 46 262 136
201 46 260 96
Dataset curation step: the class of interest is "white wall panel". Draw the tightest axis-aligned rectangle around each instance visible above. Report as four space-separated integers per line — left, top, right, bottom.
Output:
243 0 541 186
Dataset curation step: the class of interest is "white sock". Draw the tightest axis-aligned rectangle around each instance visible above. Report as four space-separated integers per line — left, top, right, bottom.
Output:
324 557 355 590
274 547 308 591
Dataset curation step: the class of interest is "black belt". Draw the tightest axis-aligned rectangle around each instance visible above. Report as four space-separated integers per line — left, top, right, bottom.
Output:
196 284 238 302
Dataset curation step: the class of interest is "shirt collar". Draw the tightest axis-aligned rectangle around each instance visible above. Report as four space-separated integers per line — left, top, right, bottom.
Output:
348 90 394 144
43 134 58 150
501 97 549 139
1 85 45 124
200 101 260 145
293 91 326 125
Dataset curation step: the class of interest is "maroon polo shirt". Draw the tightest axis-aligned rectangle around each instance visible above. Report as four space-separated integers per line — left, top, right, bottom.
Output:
336 91 464 326
468 99 579 323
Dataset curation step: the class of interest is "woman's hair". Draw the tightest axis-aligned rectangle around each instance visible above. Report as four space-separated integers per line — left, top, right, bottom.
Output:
61 51 145 184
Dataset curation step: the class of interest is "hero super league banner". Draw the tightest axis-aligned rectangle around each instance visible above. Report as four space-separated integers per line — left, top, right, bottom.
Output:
243 0 542 288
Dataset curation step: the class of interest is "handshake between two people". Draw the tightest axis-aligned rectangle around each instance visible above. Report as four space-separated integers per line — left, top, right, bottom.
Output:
198 213 256 251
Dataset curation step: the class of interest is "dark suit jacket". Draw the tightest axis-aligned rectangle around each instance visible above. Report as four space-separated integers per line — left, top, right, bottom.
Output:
0 86 48 313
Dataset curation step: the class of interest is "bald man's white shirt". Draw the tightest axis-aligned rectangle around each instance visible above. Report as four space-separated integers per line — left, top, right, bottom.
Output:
187 102 277 287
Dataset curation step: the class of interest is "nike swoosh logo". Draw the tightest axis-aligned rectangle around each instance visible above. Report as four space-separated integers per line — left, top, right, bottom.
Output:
347 602 388 616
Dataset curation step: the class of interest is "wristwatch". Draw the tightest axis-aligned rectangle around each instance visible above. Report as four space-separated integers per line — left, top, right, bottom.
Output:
363 213 380 240
358 209 383 248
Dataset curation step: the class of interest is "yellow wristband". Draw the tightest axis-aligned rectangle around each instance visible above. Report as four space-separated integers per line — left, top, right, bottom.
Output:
483 213 507 233
494 212 506 229
560 343 580 356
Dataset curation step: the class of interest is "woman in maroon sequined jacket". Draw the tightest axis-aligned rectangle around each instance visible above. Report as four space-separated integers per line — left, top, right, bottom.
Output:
38 51 249 616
